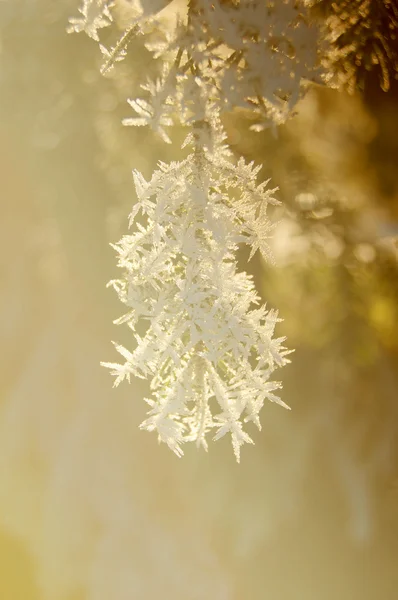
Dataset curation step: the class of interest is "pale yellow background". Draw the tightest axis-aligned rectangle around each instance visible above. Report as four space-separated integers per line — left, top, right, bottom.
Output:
1 1 398 599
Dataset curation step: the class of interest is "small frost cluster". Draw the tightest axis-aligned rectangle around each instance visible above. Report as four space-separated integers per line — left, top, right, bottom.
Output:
67 0 113 41
69 1 319 127
66 0 317 459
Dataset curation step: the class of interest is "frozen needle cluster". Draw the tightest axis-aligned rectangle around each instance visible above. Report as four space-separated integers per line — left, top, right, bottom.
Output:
66 0 317 460
102 122 290 461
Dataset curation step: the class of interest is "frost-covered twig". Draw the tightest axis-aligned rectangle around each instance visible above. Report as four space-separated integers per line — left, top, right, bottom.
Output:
65 0 320 460
102 118 291 460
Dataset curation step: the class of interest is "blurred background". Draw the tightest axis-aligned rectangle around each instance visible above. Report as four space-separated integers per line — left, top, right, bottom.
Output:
1 1 398 598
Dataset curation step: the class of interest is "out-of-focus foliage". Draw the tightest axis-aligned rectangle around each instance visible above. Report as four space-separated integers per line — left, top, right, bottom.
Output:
306 0 398 93
228 77 398 540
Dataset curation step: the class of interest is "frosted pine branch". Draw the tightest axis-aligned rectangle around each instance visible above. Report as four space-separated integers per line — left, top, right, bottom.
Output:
102 121 291 461
65 0 313 461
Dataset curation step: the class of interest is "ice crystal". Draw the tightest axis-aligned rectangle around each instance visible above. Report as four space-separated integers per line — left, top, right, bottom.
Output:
67 0 114 41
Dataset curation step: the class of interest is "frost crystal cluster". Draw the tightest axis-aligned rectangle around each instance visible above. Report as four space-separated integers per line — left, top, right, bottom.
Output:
67 0 319 460
67 0 114 41
103 122 290 460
